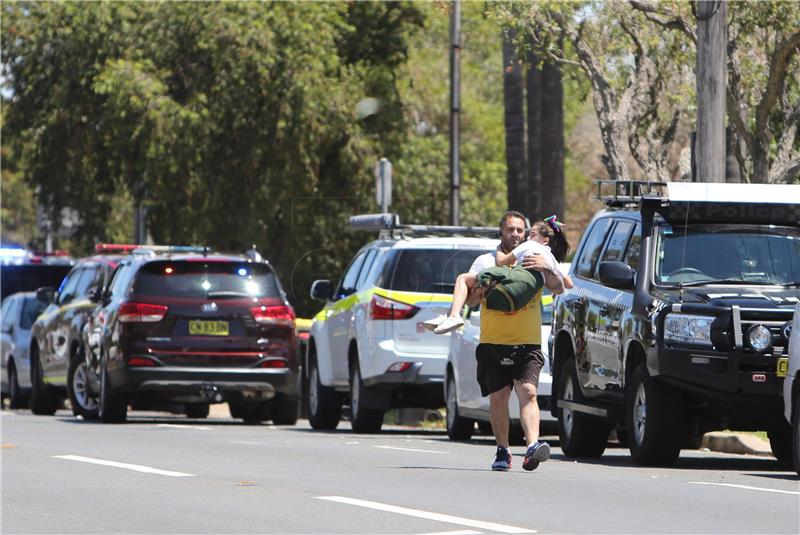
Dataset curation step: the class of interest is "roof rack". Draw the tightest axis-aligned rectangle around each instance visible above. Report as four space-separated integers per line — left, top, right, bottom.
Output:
594 180 667 207
349 213 498 239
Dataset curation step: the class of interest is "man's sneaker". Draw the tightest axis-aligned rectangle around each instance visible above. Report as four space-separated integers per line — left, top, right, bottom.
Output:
522 441 551 471
433 316 465 334
423 315 447 332
491 446 512 471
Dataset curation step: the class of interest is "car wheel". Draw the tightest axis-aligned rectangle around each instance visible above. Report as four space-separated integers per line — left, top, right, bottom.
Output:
8 361 29 409
29 347 58 416
557 358 611 458
349 362 383 433
792 392 800 476
307 354 341 430
98 359 127 423
445 373 474 440
767 419 792 463
184 404 209 419
477 420 493 435
68 352 99 419
272 394 299 426
231 402 270 424
627 363 682 466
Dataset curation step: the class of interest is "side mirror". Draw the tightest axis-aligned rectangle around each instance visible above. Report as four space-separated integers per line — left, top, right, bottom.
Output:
36 287 56 304
310 280 333 302
598 261 635 290
87 286 102 303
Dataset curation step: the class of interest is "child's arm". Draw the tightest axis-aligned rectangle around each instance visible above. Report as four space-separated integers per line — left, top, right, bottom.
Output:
495 249 516 266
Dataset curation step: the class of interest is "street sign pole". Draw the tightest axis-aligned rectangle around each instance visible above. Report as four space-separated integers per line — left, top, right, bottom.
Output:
374 158 392 213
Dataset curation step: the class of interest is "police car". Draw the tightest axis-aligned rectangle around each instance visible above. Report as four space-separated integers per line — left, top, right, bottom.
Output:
306 214 498 432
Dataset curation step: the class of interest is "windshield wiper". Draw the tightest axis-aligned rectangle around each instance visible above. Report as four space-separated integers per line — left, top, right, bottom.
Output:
677 279 775 287
206 291 251 298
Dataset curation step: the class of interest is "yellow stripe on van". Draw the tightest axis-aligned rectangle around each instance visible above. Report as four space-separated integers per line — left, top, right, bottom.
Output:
312 288 453 323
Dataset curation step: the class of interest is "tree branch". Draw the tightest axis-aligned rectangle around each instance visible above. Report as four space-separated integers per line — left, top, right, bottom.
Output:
629 1 697 44
754 30 800 141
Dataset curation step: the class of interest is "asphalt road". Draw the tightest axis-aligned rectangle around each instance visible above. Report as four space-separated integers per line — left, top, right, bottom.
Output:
2 409 798 534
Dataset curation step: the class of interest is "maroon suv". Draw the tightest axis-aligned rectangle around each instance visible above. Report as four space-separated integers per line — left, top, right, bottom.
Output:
86 247 299 423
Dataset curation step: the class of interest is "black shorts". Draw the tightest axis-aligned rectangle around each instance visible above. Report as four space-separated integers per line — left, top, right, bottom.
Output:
475 343 544 397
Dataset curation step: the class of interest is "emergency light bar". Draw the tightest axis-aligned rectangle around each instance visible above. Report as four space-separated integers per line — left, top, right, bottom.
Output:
94 243 210 255
348 213 498 237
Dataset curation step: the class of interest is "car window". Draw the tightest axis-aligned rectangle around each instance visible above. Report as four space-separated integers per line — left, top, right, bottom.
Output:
1 297 18 330
355 249 378 290
132 261 281 298
109 263 137 299
374 249 399 289
624 224 642 272
336 251 368 299
57 268 83 304
390 249 490 294
574 218 613 279
599 220 634 265
73 267 97 298
20 297 46 329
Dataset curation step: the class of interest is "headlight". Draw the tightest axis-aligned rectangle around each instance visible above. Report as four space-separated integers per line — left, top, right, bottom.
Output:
663 314 714 346
747 324 772 351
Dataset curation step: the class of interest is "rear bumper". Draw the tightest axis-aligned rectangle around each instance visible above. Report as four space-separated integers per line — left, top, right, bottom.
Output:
108 365 300 402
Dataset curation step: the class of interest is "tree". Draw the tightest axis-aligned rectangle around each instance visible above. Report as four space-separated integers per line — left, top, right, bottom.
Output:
630 0 800 183
503 28 528 215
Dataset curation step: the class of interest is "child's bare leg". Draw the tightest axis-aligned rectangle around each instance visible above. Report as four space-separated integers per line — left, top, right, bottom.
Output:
447 272 477 317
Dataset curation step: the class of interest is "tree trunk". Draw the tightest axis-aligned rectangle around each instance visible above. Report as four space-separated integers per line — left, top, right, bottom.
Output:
526 46 542 220
503 30 528 215
540 56 565 221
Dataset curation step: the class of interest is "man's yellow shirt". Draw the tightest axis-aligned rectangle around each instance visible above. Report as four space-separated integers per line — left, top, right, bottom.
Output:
479 290 542 346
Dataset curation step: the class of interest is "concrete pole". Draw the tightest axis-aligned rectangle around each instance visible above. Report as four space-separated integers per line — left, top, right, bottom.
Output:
449 0 461 225
695 0 727 183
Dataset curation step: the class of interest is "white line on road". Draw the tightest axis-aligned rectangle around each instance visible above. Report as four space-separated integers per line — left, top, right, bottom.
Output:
316 496 535 534
689 482 799 495
157 424 212 431
53 455 195 477
415 530 482 535
373 445 448 454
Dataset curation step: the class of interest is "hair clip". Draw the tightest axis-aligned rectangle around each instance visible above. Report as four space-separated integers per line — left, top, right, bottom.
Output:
544 215 563 233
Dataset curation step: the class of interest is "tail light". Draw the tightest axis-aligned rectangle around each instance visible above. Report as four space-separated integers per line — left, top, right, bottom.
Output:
370 294 420 320
127 357 158 367
119 302 168 323
258 359 288 368
251 305 295 326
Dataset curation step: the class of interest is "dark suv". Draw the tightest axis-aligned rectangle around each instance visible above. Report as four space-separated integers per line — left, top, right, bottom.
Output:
85 247 299 424
28 249 125 418
550 181 800 466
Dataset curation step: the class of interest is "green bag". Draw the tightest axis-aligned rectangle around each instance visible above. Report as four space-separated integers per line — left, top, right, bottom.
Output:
477 265 544 312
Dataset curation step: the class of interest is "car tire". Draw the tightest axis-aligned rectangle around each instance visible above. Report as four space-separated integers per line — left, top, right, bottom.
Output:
627 363 682 466
477 420 493 435
29 347 58 416
68 351 99 419
445 374 474 440
184 404 210 419
272 394 299 426
307 354 341 430
557 358 611 458
231 402 270 424
792 392 800 476
349 362 383 434
767 419 792 463
8 361 29 409
98 359 127 423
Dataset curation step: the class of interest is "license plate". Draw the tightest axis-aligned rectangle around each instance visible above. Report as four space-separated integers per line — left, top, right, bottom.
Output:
188 320 229 336
776 357 788 378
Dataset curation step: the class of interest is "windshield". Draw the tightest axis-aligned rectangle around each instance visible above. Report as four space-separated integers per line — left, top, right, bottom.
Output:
655 224 800 286
132 261 281 298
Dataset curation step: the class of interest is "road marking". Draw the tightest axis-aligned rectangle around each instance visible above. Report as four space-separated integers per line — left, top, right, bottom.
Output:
689 482 799 495
53 455 194 477
316 496 535 534
157 423 212 431
415 531 482 535
373 445 448 454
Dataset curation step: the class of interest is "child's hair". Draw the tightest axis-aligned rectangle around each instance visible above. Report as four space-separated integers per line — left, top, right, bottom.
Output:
533 215 570 263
